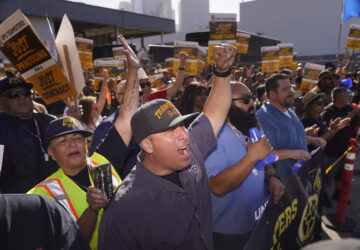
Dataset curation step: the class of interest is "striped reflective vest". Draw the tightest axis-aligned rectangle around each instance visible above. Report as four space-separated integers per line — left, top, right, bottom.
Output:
27 152 121 250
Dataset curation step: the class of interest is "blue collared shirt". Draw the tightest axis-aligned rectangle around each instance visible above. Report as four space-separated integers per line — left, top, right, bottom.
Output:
257 102 307 182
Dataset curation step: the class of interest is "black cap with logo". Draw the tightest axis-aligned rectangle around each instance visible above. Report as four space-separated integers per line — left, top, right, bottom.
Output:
45 116 92 148
131 99 198 144
0 77 33 94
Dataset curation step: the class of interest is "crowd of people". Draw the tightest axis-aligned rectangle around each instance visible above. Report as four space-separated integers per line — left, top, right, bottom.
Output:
0 34 360 250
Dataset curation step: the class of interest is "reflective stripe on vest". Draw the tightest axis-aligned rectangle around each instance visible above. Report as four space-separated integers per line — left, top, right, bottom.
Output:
37 178 79 221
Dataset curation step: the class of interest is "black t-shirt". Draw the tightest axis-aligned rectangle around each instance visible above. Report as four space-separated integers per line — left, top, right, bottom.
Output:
160 171 183 188
68 167 91 192
95 126 131 177
301 116 328 137
0 194 90 250
322 104 357 156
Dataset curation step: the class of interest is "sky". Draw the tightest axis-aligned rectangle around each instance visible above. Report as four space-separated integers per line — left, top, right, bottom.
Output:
67 0 245 22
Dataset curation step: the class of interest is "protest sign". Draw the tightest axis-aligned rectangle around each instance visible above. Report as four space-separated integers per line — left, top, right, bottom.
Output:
279 43 293 68
345 24 360 49
112 47 127 79
0 10 76 104
75 37 93 70
245 148 323 250
93 59 119 89
290 52 298 71
209 13 237 40
113 46 127 60
55 14 85 95
261 45 279 73
300 63 324 93
208 13 237 64
236 32 250 54
173 40 203 75
165 58 174 76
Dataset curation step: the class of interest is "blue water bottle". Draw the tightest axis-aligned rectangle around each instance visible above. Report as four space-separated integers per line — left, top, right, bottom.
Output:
249 127 279 169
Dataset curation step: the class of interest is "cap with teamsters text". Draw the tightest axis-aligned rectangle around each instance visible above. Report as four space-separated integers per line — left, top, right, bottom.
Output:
131 99 198 144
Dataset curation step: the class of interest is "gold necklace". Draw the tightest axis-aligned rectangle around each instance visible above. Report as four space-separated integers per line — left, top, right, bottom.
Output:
226 120 247 146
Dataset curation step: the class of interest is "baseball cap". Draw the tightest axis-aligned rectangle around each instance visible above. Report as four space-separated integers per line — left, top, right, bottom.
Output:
0 77 33 94
45 116 93 148
131 99 198 144
318 70 335 81
138 68 148 80
302 91 324 110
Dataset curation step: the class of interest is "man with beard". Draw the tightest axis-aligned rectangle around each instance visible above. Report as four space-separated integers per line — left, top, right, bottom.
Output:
204 82 285 250
257 74 326 182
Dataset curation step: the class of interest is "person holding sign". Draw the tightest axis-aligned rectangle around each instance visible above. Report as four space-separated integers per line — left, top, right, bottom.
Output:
0 76 57 193
140 51 188 104
27 35 140 250
98 44 236 250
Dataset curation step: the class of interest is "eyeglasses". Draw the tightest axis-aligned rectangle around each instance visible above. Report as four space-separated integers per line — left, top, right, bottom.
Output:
140 82 151 88
2 89 32 99
232 94 254 104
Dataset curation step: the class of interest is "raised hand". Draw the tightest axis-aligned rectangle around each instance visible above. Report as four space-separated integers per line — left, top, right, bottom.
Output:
117 35 139 71
213 43 237 73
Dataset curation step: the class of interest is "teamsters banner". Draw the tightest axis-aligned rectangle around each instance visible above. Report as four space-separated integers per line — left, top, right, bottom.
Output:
0 10 77 104
245 148 323 250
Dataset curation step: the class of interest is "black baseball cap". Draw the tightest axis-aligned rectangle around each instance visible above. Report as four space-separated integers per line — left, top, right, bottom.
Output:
0 76 33 94
131 99 198 144
45 116 92 148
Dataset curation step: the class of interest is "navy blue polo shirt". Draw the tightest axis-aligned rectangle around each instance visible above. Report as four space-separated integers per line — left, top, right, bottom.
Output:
98 113 216 250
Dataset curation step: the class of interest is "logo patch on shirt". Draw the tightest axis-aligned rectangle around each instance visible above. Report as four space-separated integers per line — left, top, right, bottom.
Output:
189 164 200 174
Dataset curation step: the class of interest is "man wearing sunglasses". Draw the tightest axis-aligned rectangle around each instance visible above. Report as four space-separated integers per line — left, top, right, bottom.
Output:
205 82 285 249
312 70 339 107
139 52 187 104
0 76 57 193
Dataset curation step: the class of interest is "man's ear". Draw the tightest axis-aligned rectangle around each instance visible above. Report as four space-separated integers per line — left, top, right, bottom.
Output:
268 90 276 100
47 147 56 162
141 137 153 154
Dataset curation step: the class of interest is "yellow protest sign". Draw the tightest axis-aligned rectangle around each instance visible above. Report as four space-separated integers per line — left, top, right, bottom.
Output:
0 10 76 104
236 32 250 54
346 24 360 49
173 58 199 75
174 41 199 60
279 43 293 68
208 13 237 65
165 58 174 76
209 13 237 40
113 47 127 60
290 52 298 71
300 63 324 93
208 40 237 64
93 59 119 89
75 37 93 69
261 45 279 73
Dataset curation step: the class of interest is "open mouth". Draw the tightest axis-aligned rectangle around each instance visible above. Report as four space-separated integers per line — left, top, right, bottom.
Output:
68 151 80 157
178 145 190 156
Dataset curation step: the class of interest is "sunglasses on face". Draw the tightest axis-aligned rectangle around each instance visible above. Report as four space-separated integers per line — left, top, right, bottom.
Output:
140 82 151 88
232 94 254 104
2 89 32 99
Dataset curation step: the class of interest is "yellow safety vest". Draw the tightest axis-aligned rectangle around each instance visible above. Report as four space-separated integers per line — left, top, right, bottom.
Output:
27 152 121 250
